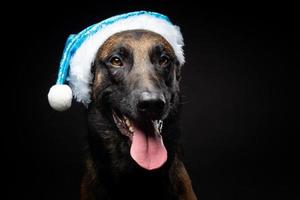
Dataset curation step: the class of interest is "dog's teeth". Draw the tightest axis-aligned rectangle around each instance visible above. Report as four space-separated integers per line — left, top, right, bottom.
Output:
129 126 134 132
125 119 130 126
152 120 158 127
158 120 163 133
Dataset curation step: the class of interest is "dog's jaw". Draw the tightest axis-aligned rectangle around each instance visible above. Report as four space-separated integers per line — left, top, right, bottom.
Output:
112 110 167 170
112 111 134 138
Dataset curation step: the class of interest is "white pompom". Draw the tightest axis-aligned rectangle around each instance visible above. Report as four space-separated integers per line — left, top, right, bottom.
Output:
48 84 73 111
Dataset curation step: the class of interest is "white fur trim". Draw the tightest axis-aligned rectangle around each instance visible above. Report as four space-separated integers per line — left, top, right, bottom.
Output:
48 84 73 111
69 14 184 106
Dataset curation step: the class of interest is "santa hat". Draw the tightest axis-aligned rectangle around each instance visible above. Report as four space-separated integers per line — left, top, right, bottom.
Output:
48 11 184 111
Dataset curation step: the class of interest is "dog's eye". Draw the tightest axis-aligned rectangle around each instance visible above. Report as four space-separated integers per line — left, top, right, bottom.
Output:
159 55 170 66
109 56 123 67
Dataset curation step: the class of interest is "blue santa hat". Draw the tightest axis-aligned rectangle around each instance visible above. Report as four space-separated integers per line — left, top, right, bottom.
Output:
48 11 184 111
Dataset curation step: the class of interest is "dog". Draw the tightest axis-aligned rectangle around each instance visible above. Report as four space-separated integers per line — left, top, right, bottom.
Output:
80 29 197 200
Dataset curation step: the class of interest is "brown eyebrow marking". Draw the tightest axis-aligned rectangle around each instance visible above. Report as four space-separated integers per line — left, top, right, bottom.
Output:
94 29 176 92
96 30 174 61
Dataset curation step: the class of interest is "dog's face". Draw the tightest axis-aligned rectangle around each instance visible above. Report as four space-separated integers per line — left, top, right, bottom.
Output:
90 30 181 170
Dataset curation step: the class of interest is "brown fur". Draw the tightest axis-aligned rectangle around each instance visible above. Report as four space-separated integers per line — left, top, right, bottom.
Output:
169 156 198 200
96 30 175 90
81 158 96 200
81 30 197 200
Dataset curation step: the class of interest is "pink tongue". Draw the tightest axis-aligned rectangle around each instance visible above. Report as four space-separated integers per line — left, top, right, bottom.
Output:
130 123 167 170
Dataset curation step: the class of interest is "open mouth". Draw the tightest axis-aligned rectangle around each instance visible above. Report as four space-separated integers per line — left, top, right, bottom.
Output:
112 110 167 170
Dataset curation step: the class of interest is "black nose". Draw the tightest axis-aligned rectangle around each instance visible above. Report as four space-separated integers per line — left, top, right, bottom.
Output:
137 92 166 119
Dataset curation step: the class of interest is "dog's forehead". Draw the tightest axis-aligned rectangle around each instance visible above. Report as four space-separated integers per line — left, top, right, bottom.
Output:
96 30 174 59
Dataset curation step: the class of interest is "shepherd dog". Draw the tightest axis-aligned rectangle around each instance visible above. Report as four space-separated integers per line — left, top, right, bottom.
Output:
80 29 197 200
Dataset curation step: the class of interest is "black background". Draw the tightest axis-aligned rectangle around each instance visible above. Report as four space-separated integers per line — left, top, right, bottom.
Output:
8 1 298 200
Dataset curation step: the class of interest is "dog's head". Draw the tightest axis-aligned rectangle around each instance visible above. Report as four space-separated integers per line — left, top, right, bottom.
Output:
89 30 182 170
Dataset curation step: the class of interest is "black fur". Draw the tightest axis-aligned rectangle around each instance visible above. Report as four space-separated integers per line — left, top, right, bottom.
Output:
81 30 196 200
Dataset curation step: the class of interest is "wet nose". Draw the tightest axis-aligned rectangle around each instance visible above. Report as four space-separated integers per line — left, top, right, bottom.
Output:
137 91 166 119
